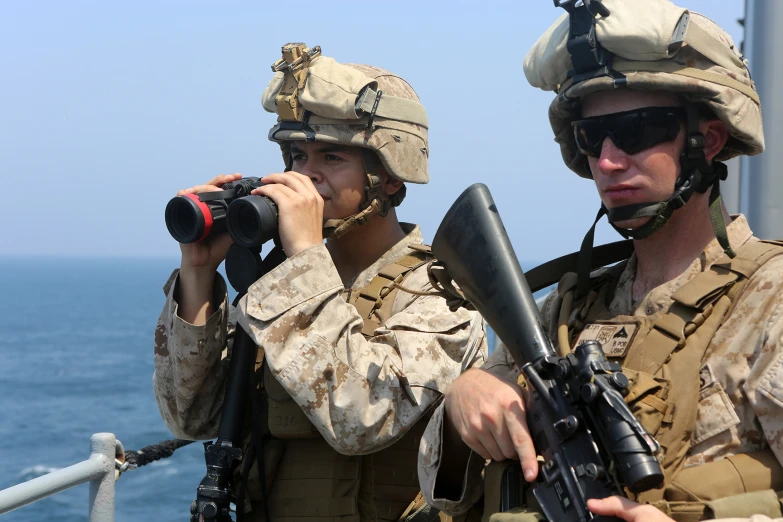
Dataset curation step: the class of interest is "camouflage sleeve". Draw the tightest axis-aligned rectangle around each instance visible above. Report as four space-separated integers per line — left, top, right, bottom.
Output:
740 256 783 468
416 289 558 514
418 342 520 514
418 402 486 515
152 269 233 440
236 244 486 455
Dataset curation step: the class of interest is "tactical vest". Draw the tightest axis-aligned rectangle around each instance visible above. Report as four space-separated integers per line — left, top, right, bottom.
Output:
240 246 439 522
486 239 783 522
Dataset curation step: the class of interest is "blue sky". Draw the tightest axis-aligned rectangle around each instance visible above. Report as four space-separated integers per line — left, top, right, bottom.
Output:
0 1 746 261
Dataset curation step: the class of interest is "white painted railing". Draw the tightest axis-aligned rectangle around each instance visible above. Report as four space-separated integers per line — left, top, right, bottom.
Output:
0 433 117 521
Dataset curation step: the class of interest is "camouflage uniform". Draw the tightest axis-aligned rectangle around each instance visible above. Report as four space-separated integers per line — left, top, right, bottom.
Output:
155 223 486 520
418 215 783 516
154 223 486 447
155 45 487 521
418 0 783 520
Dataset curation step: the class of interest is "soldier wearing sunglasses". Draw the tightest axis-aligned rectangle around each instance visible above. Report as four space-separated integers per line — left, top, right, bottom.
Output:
418 1 783 522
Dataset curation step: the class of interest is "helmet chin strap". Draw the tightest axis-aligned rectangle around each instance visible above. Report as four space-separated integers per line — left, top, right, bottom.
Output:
575 104 734 298
322 149 406 239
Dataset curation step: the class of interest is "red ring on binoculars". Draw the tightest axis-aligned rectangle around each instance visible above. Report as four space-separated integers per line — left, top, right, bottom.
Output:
183 193 213 241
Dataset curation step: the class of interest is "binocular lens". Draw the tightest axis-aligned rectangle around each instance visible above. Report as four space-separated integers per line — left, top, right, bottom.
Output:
226 196 278 248
165 195 209 244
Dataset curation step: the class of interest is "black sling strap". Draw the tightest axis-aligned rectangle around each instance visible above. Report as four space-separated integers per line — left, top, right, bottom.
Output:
524 239 634 293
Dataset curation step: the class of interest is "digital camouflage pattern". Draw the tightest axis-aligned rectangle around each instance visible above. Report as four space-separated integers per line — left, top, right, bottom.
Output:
153 223 487 453
419 215 783 518
263 59 430 185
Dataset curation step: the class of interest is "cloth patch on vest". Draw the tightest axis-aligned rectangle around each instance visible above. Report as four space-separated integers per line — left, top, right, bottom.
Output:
576 322 639 357
692 380 741 445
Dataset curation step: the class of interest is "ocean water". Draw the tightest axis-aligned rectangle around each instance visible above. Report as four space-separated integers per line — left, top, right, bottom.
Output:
0 256 544 521
0 257 210 522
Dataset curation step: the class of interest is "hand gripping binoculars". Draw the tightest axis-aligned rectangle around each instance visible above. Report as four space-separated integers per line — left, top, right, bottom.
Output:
164 177 279 248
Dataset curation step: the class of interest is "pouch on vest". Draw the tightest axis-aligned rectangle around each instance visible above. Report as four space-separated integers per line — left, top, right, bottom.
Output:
622 368 676 442
651 489 783 522
706 489 783 519
667 450 783 503
264 363 321 439
240 436 285 516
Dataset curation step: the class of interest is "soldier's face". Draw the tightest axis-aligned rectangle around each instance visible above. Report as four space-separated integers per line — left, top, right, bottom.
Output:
289 142 372 219
581 90 684 230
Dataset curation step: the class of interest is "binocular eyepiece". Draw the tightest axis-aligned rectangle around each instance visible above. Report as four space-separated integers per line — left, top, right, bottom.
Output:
165 177 279 248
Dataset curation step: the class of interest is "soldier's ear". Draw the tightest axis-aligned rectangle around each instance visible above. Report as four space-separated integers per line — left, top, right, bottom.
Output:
380 168 404 196
700 119 729 163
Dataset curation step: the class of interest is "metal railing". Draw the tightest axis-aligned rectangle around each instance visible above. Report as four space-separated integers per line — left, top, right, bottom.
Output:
0 433 117 521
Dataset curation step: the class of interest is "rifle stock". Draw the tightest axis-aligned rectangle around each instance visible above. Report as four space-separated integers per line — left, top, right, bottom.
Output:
431 183 551 366
432 184 663 522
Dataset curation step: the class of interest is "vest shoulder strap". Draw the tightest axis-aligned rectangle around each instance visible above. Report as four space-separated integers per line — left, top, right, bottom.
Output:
671 239 783 310
627 239 783 376
530 238 783 297
348 245 435 337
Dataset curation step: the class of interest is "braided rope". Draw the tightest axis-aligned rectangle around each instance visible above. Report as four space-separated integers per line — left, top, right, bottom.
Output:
123 439 195 470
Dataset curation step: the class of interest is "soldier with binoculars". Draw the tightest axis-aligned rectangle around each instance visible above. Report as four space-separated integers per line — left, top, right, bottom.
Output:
153 44 487 522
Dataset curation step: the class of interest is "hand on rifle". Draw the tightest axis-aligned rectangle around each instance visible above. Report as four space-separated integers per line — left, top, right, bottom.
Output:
444 368 539 482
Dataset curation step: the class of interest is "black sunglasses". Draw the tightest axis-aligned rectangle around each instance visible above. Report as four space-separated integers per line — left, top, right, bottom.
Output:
572 106 686 158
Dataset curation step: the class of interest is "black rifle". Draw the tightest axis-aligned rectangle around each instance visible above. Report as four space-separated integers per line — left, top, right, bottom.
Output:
431 184 663 522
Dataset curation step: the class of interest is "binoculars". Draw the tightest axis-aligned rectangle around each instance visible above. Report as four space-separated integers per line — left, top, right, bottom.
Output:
164 177 278 248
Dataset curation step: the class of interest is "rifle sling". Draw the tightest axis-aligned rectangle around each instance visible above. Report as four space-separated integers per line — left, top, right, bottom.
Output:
525 240 634 293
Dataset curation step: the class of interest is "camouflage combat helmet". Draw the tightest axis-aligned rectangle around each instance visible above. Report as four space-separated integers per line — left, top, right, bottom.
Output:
523 0 763 260
261 43 429 238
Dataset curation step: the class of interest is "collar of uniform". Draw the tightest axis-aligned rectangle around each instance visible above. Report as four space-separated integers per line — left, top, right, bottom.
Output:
702 214 754 264
346 222 424 289
610 214 754 317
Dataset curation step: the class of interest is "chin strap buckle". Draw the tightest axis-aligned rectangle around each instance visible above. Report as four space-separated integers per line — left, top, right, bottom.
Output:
322 150 408 239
